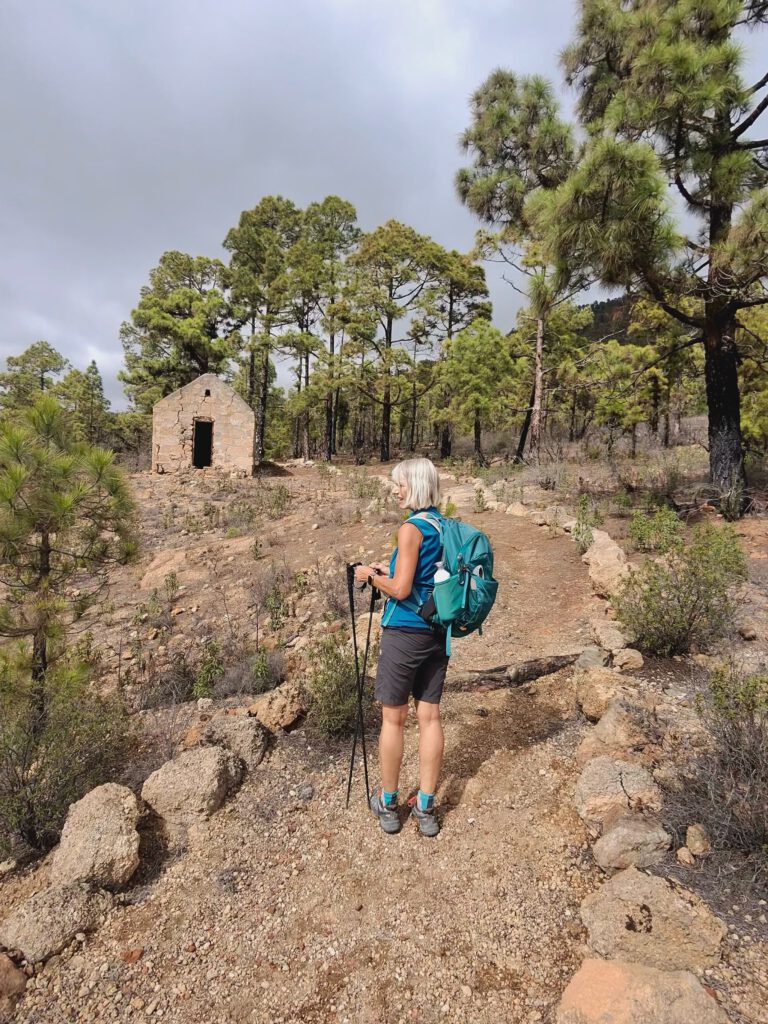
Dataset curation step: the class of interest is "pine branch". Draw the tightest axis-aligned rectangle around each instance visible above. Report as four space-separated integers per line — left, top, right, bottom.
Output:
739 137 768 149
750 71 768 94
675 173 708 209
732 92 768 140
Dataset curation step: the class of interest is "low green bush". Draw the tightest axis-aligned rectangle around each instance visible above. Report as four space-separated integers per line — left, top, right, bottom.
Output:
629 505 683 553
613 522 747 655
306 635 367 738
193 639 225 698
572 494 604 555
671 665 768 877
0 646 133 855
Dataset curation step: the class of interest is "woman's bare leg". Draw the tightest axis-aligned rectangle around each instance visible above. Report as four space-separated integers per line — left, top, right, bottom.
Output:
379 703 409 793
414 699 444 795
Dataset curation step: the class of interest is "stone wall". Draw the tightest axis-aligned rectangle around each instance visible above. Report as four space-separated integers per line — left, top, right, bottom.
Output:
151 374 255 475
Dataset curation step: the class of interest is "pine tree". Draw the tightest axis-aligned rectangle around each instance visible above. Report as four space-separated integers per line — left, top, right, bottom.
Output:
457 72 586 463
0 341 70 411
441 321 515 464
540 0 768 500
348 221 441 461
119 252 235 414
224 197 302 464
54 361 110 444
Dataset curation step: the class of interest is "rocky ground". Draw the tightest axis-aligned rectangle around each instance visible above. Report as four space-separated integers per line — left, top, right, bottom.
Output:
1 461 768 1023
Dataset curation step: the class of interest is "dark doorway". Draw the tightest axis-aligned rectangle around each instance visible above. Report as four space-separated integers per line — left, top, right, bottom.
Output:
193 419 213 468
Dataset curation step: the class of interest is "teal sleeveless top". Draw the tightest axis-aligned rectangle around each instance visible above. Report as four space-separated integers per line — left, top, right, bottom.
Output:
384 507 444 630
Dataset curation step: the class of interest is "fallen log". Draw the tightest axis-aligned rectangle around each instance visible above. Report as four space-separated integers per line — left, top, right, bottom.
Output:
447 652 580 692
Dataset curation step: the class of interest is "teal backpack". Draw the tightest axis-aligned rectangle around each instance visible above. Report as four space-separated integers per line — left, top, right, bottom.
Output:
381 511 499 654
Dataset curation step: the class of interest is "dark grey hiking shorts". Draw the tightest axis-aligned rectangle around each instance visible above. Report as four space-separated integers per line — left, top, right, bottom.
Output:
374 627 450 706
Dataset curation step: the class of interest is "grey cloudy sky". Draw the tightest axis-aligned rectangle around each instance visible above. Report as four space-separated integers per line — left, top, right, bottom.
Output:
2 1 766 409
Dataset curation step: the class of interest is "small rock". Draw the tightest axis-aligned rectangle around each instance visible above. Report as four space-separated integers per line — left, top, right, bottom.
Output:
574 757 661 833
202 716 268 769
686 824 712 857
297 783 314 802
120 948 144 964
248 681 306 732
738 621 758 641
576 666 638 722
582 530 631 598
0 884 113 963
593 816 671 871
555 958 729 1023
0 953 27 1017
576 646 610 671
677 847 696 866
197 698 214 711
613 648 644 671
591 617 628 653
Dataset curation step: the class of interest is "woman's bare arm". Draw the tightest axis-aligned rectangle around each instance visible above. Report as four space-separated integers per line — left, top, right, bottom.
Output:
354 523 422 600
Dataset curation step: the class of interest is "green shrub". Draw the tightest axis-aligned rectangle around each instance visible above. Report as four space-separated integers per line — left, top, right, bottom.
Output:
613 523 747 655
264 571 287 629
675 665 768 876
573 494 603 555
258 483 291 520
346 470 382 501
441 497 457 517
0 647 132 855
629 505 684 553
474 488 487 513
193 639 225 698
306 635 367 738
214 647 285 698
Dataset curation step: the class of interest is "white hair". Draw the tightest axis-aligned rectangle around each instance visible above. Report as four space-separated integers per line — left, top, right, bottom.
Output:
391 457 441 510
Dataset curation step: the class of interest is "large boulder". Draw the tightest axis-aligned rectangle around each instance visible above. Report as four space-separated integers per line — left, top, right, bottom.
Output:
248 680 305 731
556 959 729 1024
141 747 243 839
592 816 671 871
0 953 27 1020
574 757 661 833
51 783 141 889
582 529 630 598
576 666 638 721
202 715 269 769
0 884 112 963
581 866 727 971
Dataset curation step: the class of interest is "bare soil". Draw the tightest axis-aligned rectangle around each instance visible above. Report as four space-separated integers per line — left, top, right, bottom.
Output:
3 462 767 1024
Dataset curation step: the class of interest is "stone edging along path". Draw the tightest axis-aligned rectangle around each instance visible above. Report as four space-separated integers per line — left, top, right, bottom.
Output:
471 481 733 1022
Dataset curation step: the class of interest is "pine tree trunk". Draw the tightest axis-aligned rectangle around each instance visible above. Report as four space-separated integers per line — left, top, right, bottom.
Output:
302 352 310 461
380 310 393 462
324 332 335 461
704 319 746 494
474 408 485 465
332 388 341 454
650 377 660 436
528 317 545 463
254 343 269 465
440 424 452 459
514 380 536 463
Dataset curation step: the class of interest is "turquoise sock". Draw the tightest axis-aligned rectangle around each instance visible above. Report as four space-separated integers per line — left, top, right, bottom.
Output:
417 790 434 812
382 789 398 808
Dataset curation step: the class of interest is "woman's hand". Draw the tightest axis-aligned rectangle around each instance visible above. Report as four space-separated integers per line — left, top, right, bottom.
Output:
354 564 375 585
370 562 390 577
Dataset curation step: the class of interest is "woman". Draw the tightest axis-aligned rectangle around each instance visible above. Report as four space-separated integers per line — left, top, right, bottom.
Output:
354 457 447 837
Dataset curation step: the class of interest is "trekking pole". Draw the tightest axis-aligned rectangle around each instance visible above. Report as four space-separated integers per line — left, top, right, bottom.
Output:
345 563 374 808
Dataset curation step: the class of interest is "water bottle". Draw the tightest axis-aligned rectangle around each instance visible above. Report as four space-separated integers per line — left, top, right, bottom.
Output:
434 561 450 584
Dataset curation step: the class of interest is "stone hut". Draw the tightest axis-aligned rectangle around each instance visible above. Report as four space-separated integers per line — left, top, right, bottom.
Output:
151 374 255 475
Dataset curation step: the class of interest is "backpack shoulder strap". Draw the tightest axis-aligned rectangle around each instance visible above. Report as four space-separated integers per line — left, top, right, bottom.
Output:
407 511 444 535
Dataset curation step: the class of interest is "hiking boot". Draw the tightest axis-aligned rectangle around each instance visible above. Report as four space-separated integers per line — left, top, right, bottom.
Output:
370 788 401 834
408 795 440 837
